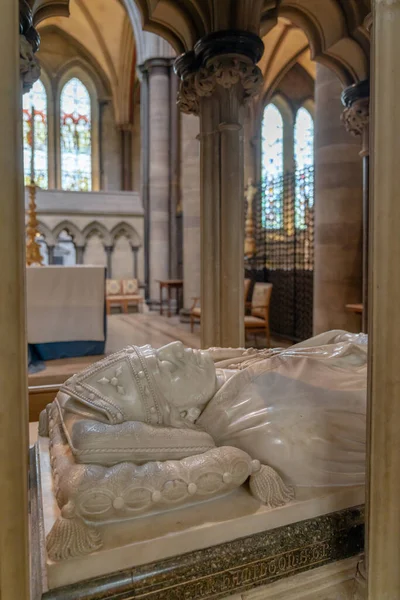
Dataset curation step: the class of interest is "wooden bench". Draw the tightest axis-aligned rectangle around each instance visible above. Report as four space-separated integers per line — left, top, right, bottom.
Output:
106 279 144 315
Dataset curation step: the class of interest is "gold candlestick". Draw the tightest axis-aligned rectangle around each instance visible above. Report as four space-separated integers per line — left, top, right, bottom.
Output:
244 178 257 258
26 182 43 266
26 105 43 266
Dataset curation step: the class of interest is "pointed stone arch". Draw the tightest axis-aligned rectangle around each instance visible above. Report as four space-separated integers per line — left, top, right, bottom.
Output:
267 1 370 86
82 221 112 246
37 221 56 246
126 0 370 86
110 221 141 247
52 220 84 246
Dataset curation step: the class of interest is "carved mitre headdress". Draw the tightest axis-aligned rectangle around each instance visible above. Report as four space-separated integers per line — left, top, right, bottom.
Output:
59 345 171 426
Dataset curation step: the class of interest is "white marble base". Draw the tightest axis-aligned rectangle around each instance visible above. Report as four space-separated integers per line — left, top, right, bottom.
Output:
223 556 358 599
37 436 364 591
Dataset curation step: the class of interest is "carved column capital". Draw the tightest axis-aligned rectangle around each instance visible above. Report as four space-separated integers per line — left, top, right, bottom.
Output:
19 0 40 92
341 98 369 137
341 79 370 156
175 31 264 116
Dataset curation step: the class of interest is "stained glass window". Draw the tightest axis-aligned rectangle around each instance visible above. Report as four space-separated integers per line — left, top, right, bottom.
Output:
23 80 48 188
261 104 284 229
60 78 92 191
294 107 314 229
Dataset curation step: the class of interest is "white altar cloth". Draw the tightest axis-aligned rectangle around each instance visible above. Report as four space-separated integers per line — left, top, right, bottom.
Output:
27 266 105 344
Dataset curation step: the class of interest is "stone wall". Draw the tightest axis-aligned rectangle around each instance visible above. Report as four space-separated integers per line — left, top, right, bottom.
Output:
314 64 363 334
28 189 144 281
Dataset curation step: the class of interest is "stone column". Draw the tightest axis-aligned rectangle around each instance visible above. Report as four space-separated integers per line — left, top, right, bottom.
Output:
131 245 139 278
120 123 133 191
145 58 171 304
342 80 370 333
175 32 264 348
105 245 114 278
169 68 182 280
1 2 40 599
75 245 85 265
180 112 201 319
367 1 400 597
138 64 150 300
48 245 55 265
313 64 363 335
243 103 257 186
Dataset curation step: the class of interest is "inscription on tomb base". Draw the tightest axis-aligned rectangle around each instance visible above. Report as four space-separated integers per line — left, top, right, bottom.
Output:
182 541 331 600
125 507 364 600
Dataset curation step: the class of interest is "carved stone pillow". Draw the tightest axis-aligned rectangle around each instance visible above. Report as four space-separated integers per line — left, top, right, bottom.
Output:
122 279 139 295
106 279 122 295
61 411 216 466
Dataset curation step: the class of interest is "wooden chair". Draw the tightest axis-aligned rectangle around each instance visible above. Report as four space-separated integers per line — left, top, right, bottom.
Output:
190 279 251 333
106 279 143 315
244 282 273 347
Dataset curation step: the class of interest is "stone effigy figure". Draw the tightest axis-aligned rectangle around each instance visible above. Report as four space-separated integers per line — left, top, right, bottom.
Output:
42 330 367 560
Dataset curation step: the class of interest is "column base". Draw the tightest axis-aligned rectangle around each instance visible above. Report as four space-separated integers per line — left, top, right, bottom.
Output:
352 558 366 599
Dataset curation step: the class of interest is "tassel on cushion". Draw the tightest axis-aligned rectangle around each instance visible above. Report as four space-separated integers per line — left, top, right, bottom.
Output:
249 460 295 508
46 501 102 561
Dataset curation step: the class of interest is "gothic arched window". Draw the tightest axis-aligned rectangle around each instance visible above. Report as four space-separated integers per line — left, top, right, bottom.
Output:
294 107 314 229
261 103 284 229
23 79 48 188
60 77 92 191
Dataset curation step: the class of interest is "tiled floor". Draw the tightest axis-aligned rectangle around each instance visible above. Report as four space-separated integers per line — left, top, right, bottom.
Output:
28 312 288 387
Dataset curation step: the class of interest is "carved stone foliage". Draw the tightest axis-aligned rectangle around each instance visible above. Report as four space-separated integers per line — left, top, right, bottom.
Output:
341 79 370 141
341 99 369 137
177 58 263 115
20 34 40 93
19 0 41 92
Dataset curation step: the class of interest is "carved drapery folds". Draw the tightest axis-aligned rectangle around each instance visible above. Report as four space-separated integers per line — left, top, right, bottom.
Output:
20 0 41 92
175 31 264 116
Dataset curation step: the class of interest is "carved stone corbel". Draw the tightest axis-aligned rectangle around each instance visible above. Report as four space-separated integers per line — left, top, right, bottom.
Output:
19 0 41 92
341 79 370 156
341 99 369 139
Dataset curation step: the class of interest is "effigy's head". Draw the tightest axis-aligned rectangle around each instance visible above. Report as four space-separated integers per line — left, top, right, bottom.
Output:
60 342 217 426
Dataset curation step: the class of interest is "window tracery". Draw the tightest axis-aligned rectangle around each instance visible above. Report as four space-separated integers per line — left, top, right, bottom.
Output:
23 79 48 188
261 103 284 229
294 107 314 229
260 101 314 231
60 77 92 191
